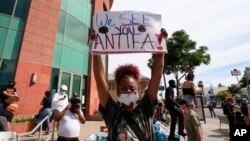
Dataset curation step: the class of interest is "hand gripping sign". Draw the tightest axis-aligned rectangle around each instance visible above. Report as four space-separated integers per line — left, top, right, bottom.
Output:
91 11 167 54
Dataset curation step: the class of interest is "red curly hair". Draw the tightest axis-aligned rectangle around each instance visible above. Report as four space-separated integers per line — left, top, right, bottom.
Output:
114 64 141 84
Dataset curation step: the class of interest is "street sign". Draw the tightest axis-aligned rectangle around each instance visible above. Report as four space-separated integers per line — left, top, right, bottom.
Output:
231 69 241 76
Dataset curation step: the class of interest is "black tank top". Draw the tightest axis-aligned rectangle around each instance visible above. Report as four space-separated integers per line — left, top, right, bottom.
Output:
182 88 195 97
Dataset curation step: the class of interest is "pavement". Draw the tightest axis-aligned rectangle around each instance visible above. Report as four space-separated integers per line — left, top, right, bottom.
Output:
17 108 230 141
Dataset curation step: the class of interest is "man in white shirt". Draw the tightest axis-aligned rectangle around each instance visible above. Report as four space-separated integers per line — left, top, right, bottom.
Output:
52 85 69 112
54 96 86 141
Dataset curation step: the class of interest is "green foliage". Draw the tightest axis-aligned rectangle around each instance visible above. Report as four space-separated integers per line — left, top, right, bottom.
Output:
217 90 232 101
12 115 35 123
227 85 241 95
148 29 211 95
239 76 250 88
164 30 210 75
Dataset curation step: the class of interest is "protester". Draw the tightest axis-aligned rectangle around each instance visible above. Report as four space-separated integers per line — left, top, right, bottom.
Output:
35 90 52 134
208 102 216 117
179 99 203 141
182 71 197 108
92 28 167 140
0 81 19 109
54 96 86 141
240 98 248 124
52 85 69 112
0 109 14 131
164 79 185 140
154 101 167 123
221 97 240 141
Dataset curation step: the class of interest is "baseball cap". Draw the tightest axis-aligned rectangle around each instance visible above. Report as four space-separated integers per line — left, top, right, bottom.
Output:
61 85 68 91
241 98 248 104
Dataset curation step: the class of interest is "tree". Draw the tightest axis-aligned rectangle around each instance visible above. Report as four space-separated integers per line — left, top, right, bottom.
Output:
217 90 232 101
239 76 250 88
148 30 211 95
227 85 241 96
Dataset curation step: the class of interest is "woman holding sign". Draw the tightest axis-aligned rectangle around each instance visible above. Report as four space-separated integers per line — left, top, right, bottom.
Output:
93 28 167 141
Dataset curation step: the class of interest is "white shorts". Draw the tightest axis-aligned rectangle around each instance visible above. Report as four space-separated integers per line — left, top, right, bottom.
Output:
182 95 195 107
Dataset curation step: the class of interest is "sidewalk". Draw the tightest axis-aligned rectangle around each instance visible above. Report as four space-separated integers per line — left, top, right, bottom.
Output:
18 109 230 141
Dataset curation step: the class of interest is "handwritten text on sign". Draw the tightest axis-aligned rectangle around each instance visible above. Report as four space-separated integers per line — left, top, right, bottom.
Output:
92 11 167 54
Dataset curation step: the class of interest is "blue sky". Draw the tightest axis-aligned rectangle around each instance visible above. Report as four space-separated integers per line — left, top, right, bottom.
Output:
108 0 250 87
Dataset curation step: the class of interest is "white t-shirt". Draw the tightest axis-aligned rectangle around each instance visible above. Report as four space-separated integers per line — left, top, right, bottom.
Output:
58 110 83 137
51 92 68 112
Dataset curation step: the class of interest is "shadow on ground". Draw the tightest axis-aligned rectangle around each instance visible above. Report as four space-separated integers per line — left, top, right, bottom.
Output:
209 128 229 140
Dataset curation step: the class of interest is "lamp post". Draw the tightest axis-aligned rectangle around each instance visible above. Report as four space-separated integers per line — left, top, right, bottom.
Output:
231 69 241 84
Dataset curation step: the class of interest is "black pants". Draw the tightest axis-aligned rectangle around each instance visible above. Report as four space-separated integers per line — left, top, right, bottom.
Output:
57 137 79 141
209 108 216 117
227 116 235 141
168 108 184 139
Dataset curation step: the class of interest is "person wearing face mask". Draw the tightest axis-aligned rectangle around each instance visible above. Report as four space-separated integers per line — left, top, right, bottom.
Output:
51 85 69 112
53 96 86 141
0 81 19 109
93 29 167 141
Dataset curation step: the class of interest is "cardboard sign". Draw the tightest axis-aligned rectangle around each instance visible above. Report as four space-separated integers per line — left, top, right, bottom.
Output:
0 132 16 141
92 11 167 54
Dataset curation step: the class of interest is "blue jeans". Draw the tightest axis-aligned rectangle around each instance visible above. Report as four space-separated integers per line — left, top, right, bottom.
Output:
36 108 52 132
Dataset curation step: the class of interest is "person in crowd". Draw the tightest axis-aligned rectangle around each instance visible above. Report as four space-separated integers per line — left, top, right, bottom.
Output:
54 96 86 141
164 79 186 140
92 28 167 140
240 98 248 124
69 92 78 102
179 99 203 141
52 85 69 112
182 71 197 108
35 90 52 134
208 102 216 117
0 81 19 109
221 97 240 141
0 109 14 131
154 101 167 123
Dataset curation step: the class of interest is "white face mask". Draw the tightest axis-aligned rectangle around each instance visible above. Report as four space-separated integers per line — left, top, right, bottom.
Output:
117 92 139 106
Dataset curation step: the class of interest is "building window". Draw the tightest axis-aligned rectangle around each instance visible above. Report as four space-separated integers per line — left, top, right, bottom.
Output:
0 0 16 16
50 68 60 95
14 0 31 20
0 59 16 85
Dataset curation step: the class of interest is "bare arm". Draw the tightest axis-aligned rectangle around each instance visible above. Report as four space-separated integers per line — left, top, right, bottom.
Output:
191 82 198 96
3 91 13 97
3 90 19 101
75 109 86 124
147 29 167 102
93 55 109 108
147 54 164 102
195 125 203 141
54 104 69 121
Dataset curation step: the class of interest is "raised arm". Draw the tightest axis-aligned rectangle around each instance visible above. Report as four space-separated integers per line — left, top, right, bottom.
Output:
147 53 164 102
93 55 109 108
147 28 167 102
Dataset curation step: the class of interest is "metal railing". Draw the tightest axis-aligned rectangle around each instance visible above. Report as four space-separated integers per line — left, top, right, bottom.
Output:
16 111 53 141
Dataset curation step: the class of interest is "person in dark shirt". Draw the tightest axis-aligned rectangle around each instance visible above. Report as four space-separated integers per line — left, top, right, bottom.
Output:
35 90 52 134
92 28 167 141
182 71 197 107
165 80 185 140
0 81 19 109
0 109 14 131
208 102 216 117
